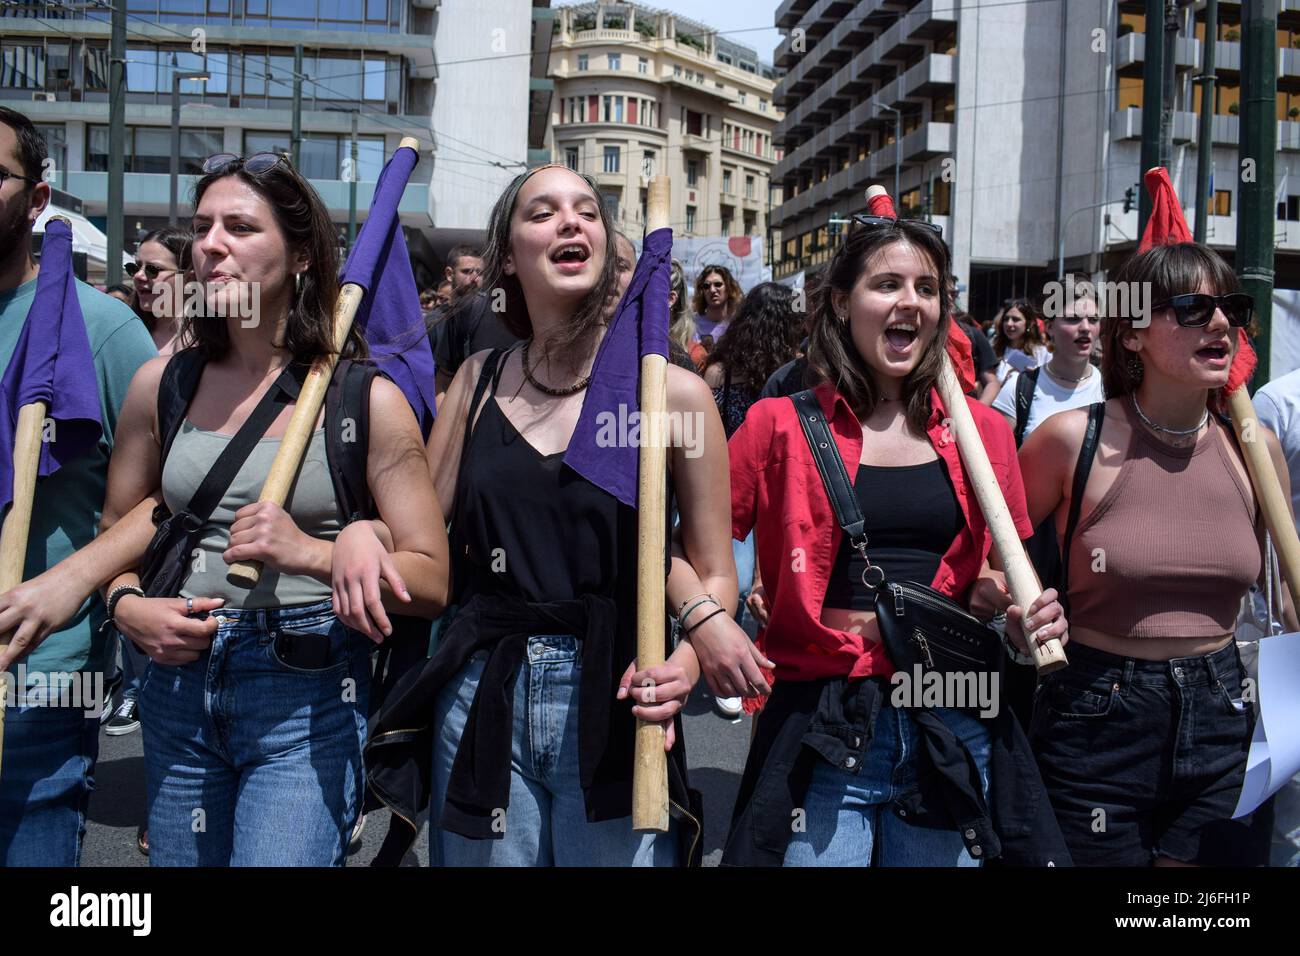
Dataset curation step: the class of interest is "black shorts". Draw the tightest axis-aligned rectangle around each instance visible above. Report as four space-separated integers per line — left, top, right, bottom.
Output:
1029 640 1260 866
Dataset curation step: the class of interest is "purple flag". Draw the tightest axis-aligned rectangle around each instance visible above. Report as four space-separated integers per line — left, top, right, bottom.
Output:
340 144 438 435
0 218 101 516
564 226 672 508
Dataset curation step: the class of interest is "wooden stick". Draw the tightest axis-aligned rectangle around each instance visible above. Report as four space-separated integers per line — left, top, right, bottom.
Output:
936 360 1069 673
0 400 51 779
227 136 420 588
1226 387 1300 603
632 173 671 832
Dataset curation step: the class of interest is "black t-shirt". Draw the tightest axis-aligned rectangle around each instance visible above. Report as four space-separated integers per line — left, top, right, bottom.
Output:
759 357 811 399
430 290 521 379
958 318 998 378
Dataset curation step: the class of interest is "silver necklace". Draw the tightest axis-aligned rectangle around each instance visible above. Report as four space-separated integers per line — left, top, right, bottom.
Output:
1130 394 1207 437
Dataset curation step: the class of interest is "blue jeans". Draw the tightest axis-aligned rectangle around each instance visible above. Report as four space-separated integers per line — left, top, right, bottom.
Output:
0 697 99 866
783 704 992 866
117 626 149 704
429 634 676 866
140 599 370 866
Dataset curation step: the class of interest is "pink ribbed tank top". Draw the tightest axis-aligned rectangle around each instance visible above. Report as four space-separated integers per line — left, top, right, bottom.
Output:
1066 401 1260 638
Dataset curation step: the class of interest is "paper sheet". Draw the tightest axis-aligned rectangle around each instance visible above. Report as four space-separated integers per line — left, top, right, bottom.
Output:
1233 631 1300 818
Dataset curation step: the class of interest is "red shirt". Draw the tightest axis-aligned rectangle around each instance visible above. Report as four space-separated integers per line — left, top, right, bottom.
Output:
729 382 1034 682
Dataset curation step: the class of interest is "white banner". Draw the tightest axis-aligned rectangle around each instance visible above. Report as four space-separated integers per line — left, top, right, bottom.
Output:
633 235 768 295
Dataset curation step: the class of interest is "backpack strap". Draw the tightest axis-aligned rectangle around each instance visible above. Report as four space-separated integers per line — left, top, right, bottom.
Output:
324 358 379 523
1013 367 1040 449
1059 401 1106 617
156 347 207 467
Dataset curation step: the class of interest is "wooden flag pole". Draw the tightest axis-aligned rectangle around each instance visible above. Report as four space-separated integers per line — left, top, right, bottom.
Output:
632 173 671 832
936 359 1069 672
227 137 420 588
1226 387 1300 603
0 400 50 778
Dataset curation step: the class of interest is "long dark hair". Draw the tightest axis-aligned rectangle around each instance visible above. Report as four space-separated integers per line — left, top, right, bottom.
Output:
185 158 359 362
1103 241 1245 402
134 226 193 334
703 282 802 387
992 299 1046 358
691 264 742 317
805 220 953 435
477 164 616 370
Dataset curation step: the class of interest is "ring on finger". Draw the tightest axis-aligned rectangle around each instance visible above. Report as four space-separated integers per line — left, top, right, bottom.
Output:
186 597 194 617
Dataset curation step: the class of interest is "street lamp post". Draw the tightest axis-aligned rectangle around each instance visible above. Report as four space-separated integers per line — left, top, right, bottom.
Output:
170 58 210 226
872 98 902 206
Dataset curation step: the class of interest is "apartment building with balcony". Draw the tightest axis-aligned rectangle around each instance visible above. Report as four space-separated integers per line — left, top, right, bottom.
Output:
774 0 1300 315
1 0 549 280
547 1 783 246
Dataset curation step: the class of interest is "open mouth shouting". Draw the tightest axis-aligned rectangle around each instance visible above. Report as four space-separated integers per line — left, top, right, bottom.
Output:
550 242 591 275
1195 339 1231 367
883 321 919 356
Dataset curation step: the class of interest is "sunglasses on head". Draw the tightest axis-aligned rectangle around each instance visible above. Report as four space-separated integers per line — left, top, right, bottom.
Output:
201 152 288 175
129 261 176 280
851 213 944 238
1152 292 1253 328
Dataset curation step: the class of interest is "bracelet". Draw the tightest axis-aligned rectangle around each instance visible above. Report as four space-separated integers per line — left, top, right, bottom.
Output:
1003 633 1036 667
675 591 715 620
105 584 145 625
685 606 727 636
678 596 721 631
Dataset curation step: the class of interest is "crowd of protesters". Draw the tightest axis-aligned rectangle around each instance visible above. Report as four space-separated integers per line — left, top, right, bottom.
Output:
1 101 1297 869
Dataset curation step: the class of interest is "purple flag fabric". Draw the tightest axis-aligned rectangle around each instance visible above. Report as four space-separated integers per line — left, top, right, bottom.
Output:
0 218 101 515
564 226 672 508
340 144 438 435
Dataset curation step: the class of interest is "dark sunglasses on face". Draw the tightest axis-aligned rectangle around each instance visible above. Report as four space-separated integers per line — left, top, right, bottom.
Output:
201 151 288 175
0 166 41 188
129 262 176 280
852 213 944 238
1152 292 1253 328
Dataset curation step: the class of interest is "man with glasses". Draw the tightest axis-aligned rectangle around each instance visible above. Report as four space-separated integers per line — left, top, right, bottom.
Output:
0 107 157 867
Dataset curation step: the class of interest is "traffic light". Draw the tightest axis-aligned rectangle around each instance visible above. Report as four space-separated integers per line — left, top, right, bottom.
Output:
1123 186 1137 214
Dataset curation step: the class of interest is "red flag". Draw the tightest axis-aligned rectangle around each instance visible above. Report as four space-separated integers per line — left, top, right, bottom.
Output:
1138 166 1256 393
864 185 975 390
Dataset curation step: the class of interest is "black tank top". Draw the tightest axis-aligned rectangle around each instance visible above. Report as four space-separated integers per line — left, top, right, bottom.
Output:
454 378 622 603
823 459 964 611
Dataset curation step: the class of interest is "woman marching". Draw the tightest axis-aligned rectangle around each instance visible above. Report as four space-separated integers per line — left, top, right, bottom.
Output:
1018 177 1295 866
352 164 758 865
984 299 1050 403
98 152 449 866
722 201 1069 867
130 226 193 356
689 263 741 365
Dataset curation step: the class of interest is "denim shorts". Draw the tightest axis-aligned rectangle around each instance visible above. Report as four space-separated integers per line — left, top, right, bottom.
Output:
140 599 371 866
1029 640 1253 866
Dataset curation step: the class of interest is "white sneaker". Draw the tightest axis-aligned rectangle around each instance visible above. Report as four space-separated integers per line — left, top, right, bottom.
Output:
715 696 743 718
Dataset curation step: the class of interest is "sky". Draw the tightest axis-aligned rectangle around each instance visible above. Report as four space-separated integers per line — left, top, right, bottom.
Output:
631 0 784 67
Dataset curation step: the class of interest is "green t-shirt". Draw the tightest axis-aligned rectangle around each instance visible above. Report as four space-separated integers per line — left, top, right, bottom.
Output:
0 276 157 684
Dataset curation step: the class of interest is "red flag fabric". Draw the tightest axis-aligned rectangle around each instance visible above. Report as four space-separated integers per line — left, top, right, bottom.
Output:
864 185 975 390
1138 166 1256 394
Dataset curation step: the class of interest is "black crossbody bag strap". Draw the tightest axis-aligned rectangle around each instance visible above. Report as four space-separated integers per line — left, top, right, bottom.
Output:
183 364 304 522
1013 367 1040 448
790 390 866 549
1058 401 1106 617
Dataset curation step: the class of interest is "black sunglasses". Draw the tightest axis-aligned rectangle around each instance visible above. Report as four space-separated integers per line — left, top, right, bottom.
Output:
852 213 943 238
129 261 177 280
201 152 288 175
1152 292 1253 328
0 166 41 188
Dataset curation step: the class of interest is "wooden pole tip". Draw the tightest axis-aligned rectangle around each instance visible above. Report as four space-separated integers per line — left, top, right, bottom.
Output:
398 136 420 152
866 184 887 199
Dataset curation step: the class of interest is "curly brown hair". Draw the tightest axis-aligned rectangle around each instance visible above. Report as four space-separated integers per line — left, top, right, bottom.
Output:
702 282 802 388
690 264 742 318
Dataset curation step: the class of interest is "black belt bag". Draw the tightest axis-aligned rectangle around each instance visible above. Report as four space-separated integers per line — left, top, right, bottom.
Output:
790 391 1001 704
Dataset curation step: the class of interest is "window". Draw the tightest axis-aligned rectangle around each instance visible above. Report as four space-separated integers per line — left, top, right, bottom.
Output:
88 124 223 175
578 54 589 71
608 53 621 70
244 130 383 180
744 214 755 235
1281 195 1300 222
738 91 746 105
603 192 619 220
722 169 732 193
673 64 682 77
745 175 755 200
614 96 623 123
638 57 648 75
685 205 696 232
721 214 732 235
603 146 620 173
1213 189 1232 216
687 159 699 188
603 95 612 122
685 109 703 136
643 149 655 177
36 124 67 181
759 98 767 112
565 147 579 171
